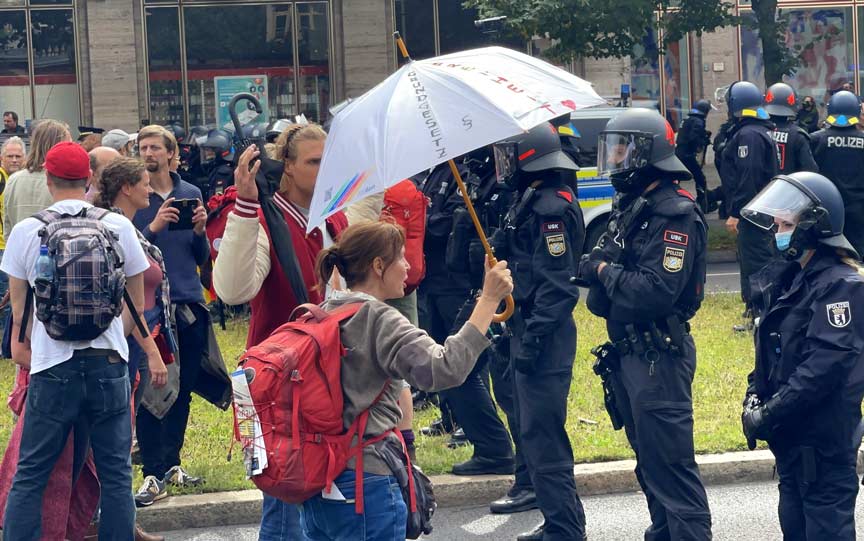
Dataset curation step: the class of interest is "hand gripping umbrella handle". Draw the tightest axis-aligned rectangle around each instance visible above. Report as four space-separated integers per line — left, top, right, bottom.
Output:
447 160 515 323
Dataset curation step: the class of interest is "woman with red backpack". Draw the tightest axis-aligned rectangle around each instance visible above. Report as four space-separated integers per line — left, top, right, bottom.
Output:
298 220 513 540
213 126 349 541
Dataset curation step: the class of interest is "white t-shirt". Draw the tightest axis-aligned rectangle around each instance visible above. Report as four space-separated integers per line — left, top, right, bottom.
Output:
1 199 150 374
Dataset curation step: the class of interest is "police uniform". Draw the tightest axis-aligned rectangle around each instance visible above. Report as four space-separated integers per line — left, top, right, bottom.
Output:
748 252 864 540
811 126 864 256
719 117 779 307
497 179 587 541
587 183 712 540
675 112 710 206
771 118 818 175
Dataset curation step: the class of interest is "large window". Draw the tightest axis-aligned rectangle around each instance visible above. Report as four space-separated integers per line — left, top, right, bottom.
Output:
0 1 79 133
741 7 855 108
393 0 526 63
144 1 330 130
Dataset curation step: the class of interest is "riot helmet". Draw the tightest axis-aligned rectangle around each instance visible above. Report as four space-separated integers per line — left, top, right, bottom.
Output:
266 119 293 143
243 121 268 140
690 100 711 117
200 128 234 165
741 171 857 259
492 122 579 189
597 108 691 192
164 123 187 145
726 81 768 120
826 90 861 127
764 83 798 118
187 126 209 150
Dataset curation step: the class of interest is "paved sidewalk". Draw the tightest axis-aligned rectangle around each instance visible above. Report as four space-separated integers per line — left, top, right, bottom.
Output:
138 450 776 532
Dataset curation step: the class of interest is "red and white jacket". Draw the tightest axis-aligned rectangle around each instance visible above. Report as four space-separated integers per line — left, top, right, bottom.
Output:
213 192 348 348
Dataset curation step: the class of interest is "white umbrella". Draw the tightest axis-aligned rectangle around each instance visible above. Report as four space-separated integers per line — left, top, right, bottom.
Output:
309 44 606 229
310 37 605 320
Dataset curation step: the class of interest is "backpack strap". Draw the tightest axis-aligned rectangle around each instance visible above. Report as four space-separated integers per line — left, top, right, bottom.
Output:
18 286 32 344
123 288 150 340
344 381 392 514
32 209 62 226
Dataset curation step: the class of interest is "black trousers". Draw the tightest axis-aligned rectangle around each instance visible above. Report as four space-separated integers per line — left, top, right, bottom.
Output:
506 313 586 540
678 153 707 203
136 302 209 480
774 447 858 541
610 335 712 541
737 219 777 308
418 291 514 459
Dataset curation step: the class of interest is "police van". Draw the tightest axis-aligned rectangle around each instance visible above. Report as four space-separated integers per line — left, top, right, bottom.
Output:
568 107 626 252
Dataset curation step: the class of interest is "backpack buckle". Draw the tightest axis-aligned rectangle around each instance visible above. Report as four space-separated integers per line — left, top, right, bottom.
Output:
290 369 302 383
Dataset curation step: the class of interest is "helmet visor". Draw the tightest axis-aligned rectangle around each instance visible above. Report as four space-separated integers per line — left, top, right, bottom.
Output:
597 132 653 176
741 177 816 231
493 142 518 183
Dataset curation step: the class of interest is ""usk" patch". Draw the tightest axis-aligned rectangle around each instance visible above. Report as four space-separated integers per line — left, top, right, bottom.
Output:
663 230 688 246
663 246 685 273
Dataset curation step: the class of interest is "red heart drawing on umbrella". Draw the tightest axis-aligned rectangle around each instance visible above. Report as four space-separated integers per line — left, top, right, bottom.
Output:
561 99 577 110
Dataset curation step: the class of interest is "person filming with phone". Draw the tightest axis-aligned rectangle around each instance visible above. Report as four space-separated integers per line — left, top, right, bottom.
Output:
131 125 218 506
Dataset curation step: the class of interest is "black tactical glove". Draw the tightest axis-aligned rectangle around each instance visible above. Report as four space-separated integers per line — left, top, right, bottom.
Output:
515 336 542 375
741 393 762 450
742 395 778 449
575 247 606 287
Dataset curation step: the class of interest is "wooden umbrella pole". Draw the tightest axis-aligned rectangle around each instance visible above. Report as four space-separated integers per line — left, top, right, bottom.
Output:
394 31 514 322
447 160 515 322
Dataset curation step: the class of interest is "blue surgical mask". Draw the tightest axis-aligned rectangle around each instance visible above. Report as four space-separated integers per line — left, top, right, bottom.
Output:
775 231 794 252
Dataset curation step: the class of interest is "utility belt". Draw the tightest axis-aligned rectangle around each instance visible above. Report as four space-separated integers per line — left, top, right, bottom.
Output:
609 315 691 360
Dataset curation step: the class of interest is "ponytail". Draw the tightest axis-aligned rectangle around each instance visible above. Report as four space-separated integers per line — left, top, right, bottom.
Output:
314 221 405 293
315 246 344 294
839 250 864 277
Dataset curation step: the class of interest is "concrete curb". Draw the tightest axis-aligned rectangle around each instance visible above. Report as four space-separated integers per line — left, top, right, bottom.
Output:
139 450 775 532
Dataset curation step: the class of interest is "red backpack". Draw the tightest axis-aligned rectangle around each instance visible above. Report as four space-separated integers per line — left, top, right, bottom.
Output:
381 180 427 294
231 303 411 513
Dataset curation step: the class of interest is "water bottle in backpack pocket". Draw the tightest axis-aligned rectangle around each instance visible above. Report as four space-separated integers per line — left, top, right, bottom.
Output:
32 207 128 341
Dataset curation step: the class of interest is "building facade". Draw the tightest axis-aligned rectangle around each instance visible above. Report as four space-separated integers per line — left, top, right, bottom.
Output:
0 0 856 137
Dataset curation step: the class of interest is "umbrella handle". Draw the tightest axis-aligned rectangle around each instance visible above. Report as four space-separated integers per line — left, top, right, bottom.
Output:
447 160 515 323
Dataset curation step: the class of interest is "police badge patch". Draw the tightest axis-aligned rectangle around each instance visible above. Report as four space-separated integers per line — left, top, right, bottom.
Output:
545 233 566 257
663 246 685 272
826 301 851 328
738 145 749 158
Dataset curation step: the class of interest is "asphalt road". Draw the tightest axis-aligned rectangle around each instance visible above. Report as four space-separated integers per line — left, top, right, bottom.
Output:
157 480 864 540
705 261 741 293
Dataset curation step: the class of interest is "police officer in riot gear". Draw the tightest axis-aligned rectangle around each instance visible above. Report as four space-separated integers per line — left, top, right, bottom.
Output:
199 128 235 200
489 122 587 541
740 171 864 540
266 118 293 144
578 108 712 540
675 99 713 211
810 90 864 257
719 81 780 326
764 83 818 175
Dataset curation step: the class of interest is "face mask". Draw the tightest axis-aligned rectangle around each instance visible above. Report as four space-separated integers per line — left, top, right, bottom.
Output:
775 231 794 252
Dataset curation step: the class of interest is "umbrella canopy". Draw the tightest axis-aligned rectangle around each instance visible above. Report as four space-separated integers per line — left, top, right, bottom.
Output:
308 46 606 231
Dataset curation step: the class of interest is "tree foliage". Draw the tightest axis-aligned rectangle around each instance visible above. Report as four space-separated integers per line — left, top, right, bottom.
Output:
465 0 737 61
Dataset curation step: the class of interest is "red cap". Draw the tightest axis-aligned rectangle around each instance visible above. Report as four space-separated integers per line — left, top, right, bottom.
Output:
44 141 91 180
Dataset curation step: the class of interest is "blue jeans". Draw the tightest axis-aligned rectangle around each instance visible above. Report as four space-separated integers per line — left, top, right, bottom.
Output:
2 353 135 541
301 470 407 541
260 494 307 541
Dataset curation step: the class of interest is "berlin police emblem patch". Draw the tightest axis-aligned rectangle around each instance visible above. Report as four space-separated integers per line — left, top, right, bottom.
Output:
827 301 851 328
545 234 566 257
663 246 685 273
